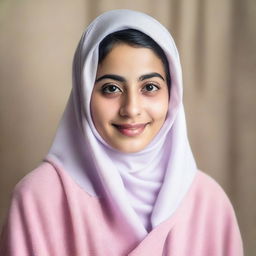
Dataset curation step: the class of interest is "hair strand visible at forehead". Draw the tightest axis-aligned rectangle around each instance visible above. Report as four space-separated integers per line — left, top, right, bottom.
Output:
98 29 171 87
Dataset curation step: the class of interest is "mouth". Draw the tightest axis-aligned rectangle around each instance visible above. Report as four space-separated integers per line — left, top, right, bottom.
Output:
112 123 149 137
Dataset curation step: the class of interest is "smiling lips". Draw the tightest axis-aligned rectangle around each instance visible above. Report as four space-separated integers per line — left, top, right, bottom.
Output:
113 123 149 137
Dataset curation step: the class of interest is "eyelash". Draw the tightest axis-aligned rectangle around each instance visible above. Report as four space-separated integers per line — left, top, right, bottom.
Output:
101 82 160 95
142 83 160 93
101 84 122 94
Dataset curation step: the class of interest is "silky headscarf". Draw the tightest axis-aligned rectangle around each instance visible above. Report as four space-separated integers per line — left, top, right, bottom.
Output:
46 9 197 239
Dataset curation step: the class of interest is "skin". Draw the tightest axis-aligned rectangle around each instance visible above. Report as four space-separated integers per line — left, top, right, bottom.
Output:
90 43 169 153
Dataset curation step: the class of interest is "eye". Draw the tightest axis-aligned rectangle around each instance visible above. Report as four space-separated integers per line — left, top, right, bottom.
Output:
101 84 122 94
142 83 159 93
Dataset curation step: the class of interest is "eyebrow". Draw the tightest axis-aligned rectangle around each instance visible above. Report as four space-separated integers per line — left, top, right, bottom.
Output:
139 73 165 81
95 72 165 83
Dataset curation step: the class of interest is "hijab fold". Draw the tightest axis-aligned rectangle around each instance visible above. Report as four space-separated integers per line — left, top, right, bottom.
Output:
46 9 197 239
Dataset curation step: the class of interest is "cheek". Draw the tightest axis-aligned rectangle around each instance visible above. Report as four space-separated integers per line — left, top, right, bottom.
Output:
90 94 103 126
146 97 169 121
90 95 118 125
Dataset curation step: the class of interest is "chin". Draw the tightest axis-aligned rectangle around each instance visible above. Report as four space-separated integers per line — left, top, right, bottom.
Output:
112 141 148 154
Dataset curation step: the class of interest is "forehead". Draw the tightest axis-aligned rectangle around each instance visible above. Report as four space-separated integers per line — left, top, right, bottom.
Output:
97 43 165 75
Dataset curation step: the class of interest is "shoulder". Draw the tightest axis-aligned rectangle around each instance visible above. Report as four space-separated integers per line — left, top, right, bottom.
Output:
195 171 229 197
171 171 243 254
190 170 235 213
12 162 63 201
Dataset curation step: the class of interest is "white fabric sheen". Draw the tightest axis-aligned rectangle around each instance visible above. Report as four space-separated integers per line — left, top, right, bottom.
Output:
105 142 167 231
46 9 197 239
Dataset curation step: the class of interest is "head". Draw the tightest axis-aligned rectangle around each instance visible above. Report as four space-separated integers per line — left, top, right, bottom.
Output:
90 29 170 153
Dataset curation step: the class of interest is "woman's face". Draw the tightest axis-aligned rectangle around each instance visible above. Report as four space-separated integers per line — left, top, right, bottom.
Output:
90 43 169 153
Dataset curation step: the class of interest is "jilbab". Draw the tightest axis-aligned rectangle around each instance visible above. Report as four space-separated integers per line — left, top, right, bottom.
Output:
0 9 243 255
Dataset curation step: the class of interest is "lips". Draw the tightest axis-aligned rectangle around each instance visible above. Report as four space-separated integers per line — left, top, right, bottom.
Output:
112 123 149 137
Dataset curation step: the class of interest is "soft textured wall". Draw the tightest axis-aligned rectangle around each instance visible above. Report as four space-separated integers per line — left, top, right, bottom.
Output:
0 0 255 254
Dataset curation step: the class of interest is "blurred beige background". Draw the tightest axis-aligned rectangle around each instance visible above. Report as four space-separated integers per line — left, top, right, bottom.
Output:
0 0 255 254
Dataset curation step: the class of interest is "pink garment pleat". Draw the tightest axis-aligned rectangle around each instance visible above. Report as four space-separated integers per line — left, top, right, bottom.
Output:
0 162 243 255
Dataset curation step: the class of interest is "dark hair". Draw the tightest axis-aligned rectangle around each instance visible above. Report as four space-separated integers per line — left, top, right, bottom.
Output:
98 29 171 87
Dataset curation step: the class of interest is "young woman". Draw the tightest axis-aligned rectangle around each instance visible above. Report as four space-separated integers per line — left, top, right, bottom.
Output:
0 9 243 255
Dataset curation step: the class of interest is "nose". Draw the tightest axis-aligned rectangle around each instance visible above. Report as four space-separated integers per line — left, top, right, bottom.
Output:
119 91 142 118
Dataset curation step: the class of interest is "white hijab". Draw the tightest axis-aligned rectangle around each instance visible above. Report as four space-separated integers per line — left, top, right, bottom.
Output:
46 9 197 239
